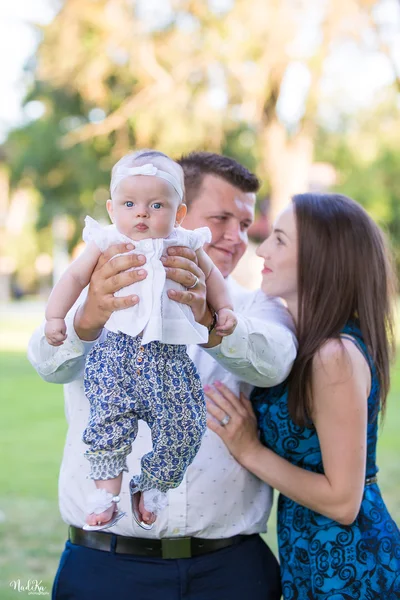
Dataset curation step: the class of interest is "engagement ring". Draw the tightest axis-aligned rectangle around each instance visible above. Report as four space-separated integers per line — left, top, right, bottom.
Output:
220 414 231 426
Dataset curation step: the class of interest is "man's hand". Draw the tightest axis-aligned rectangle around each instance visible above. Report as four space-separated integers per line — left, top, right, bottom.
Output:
74 243 148 341
162 246 208 326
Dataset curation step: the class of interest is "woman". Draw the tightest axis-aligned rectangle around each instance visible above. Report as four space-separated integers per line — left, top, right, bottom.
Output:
205 193 400 599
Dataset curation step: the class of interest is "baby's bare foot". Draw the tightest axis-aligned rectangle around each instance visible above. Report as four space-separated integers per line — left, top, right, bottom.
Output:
86 503 116 526
138 493 157 525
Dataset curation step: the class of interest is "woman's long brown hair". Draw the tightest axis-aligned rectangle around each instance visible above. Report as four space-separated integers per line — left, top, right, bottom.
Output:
288 193 396 427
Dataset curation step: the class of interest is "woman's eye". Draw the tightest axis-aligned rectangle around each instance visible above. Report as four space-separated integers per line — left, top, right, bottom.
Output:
152 202 162 209
125 201 134 208
276 237 284 245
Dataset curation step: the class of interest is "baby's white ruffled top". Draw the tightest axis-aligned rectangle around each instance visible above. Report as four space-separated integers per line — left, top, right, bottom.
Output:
83 216 211 345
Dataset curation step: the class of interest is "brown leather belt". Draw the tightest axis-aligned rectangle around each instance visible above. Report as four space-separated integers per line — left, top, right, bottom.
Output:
69 526 254 559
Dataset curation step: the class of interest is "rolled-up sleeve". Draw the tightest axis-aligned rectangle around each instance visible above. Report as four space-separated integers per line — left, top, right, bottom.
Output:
205 293 297 387
27 305 105 384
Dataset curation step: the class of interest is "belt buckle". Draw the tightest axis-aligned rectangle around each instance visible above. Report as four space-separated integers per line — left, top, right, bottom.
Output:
161 537 191 559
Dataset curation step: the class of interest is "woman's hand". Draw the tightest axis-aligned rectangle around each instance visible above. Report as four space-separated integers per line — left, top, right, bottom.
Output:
205 381 262 463
162 246 208 326
74 243 147 341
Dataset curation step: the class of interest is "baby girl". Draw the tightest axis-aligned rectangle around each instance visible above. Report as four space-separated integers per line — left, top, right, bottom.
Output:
44 149 237 530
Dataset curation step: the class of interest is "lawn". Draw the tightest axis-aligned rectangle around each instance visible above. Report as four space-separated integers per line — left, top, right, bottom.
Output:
0 304 399 599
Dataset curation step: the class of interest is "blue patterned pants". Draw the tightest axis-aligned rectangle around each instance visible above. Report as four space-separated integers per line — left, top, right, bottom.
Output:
83 332 206 493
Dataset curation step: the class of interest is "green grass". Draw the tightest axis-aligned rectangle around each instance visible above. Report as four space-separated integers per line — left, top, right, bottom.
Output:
1 351 65 599
0 304 399 598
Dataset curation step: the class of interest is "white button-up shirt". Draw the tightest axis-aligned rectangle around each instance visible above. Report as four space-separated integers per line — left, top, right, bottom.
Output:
28 278 296 539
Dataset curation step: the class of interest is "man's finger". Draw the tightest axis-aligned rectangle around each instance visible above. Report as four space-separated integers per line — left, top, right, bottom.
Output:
99 253 146 280
162 255 202 276
94 243 135 270
166 289 195 306
167 246 198 264
111 295 139 311
165 267 202 289
102 269 147 295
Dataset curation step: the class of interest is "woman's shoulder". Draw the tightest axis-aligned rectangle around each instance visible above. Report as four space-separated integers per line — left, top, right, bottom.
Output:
312 336 370 393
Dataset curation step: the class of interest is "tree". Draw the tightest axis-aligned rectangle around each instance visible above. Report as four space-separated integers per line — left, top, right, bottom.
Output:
315 93 400 271
7 0 400 224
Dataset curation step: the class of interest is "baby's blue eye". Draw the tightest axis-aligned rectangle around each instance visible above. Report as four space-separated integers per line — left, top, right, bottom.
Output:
125 201 134 208
152 202 162 210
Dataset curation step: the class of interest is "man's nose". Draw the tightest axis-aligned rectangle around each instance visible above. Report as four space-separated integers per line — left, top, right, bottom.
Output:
223 222 243 243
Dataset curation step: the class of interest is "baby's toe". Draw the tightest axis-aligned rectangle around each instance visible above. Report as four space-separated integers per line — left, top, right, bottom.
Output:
86 505 115 526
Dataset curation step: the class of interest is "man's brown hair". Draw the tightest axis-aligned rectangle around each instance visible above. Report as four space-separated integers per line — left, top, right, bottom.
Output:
177 152 260 206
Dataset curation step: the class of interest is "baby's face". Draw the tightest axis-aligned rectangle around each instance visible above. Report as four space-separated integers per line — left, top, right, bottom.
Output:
107 175 186 240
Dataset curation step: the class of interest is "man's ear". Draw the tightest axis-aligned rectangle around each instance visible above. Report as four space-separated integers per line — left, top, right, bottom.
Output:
106 199 114 223
175 203 187 226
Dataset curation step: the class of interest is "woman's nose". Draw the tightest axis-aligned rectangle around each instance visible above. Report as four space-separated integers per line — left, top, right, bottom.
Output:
256 238 268 258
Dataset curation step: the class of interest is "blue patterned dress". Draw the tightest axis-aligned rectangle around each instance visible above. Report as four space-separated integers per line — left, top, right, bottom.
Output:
251 322 400 599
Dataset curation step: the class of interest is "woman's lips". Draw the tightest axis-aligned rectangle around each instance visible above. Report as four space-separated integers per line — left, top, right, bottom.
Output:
262 267 273 274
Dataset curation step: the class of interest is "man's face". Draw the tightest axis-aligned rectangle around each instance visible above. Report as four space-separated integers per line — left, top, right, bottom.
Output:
183 174 255 277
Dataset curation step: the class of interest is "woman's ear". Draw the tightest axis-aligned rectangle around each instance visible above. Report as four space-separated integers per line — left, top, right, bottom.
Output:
106 199 114 223
175 203 187 226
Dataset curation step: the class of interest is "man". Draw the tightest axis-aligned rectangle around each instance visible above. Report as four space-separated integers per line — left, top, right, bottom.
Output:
28 152 297 600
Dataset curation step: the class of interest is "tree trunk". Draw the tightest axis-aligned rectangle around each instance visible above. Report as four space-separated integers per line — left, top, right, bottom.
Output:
261 120 314 222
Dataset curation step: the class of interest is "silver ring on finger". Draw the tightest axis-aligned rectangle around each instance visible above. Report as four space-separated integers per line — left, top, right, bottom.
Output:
220 414 231 427
186 275 199 290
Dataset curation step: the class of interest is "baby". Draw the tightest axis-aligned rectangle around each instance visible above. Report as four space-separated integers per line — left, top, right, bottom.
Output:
45 149 237 531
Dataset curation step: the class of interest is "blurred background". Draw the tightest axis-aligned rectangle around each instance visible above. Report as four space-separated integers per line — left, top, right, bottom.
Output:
0 0 399 597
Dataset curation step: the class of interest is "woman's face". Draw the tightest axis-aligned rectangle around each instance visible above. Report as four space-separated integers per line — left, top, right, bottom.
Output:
256 204 298 310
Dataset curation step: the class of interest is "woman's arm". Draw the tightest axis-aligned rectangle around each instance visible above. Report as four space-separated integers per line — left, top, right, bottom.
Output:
206 338 370 525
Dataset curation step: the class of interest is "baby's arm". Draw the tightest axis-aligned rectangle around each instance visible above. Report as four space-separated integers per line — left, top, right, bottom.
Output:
196 248 237 336
45 242 101 346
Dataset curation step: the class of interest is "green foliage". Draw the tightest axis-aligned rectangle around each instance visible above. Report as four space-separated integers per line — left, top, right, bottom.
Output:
2 0 399 278
315 124 400 271
6 83 114 246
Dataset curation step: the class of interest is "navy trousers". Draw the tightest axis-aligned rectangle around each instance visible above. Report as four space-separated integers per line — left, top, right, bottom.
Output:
52 535 281 600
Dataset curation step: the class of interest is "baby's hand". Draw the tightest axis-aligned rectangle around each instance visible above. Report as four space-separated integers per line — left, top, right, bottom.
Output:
45 318 67 346
215 308 237 337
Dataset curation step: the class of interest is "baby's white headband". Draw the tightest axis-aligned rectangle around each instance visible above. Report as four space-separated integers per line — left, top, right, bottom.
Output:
111 163 184 200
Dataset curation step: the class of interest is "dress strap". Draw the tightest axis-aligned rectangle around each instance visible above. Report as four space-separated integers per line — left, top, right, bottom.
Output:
340 333 370 366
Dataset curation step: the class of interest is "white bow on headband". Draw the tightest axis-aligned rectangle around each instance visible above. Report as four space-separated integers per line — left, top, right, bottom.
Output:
111 163 183 200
